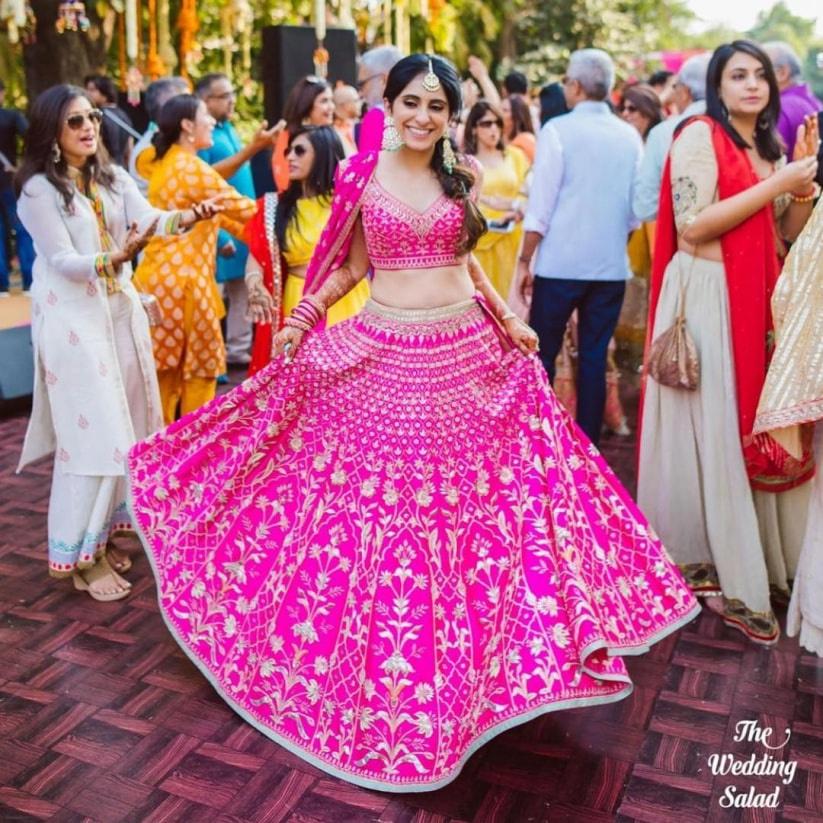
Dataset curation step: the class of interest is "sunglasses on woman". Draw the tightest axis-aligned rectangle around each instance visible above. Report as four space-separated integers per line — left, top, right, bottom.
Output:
476 119 502 129
619 103 638 114
286 144 309 157
65 109 104 130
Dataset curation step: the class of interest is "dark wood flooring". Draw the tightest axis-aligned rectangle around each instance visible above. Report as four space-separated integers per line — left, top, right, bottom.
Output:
2 373 823 822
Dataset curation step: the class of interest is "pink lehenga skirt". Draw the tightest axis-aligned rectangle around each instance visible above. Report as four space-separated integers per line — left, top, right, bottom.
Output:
127 296 699 792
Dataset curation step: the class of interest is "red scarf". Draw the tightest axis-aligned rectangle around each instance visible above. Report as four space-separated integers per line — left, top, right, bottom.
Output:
646 117 813 492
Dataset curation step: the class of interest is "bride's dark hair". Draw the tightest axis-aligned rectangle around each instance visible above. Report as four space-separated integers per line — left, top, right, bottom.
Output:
384 54 487 254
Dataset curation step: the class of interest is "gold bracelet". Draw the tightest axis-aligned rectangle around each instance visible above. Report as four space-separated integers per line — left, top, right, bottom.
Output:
500 312 516 321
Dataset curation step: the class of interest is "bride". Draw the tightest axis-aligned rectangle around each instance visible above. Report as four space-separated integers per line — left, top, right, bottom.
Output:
127 54 698 792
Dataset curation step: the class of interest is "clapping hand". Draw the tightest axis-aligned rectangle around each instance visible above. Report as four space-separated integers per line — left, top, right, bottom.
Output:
793 114 820 162
115 218 159 264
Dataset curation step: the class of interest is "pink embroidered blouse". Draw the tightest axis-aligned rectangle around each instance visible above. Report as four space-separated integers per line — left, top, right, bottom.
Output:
361 177 466 270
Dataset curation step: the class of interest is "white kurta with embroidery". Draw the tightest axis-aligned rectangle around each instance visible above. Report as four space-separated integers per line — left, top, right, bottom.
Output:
17 168 179 477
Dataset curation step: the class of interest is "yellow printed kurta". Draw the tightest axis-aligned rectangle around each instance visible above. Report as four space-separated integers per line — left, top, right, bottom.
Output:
280 196 369 325
134 145 257 381
473 146 529 299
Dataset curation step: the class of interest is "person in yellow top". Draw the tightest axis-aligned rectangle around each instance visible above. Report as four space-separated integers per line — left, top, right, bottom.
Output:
133 94 257 422
462 101 529 299
245 126 369 375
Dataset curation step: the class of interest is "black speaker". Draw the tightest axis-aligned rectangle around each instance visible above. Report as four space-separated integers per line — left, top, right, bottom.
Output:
260 25 358 124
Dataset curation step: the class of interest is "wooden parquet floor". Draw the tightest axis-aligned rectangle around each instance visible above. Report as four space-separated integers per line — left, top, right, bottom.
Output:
2 377 823 823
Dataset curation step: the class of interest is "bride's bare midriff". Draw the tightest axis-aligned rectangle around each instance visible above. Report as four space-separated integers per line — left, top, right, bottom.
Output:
676 237 723 262
369 264 476 309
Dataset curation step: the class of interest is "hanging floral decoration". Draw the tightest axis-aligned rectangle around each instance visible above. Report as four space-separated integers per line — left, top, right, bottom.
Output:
146 0 166 79
0 0 36 44
55 0 90 33
313 0 328 78
177 0 199 79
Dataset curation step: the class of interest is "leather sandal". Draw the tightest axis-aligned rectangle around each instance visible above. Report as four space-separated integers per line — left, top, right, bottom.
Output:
72 557 131 601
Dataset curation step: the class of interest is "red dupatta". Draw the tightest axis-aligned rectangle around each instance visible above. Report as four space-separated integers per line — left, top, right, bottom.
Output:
646 116 813 492
246 193 284 376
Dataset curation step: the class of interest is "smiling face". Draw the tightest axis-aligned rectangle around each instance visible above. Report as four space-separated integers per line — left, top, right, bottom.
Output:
58 95 101 167
386 73 451 153
719 50 771 120
307 88 335 126
181 101 216 150
286 132 315 183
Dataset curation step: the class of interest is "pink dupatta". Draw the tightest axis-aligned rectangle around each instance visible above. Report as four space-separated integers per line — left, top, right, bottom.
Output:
303 150 379 330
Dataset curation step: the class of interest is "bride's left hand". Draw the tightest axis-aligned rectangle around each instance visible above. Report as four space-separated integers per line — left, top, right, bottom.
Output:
503 316 539 356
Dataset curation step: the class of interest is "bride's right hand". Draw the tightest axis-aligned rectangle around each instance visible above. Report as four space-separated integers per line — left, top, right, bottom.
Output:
272 325 305 364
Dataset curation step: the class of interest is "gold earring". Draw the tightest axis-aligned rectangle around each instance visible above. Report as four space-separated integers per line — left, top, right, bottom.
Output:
381 114 403 151
441 134 456 174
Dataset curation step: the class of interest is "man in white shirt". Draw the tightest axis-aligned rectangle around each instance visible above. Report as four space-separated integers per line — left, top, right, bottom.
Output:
633 53 710 222
519 48 643 446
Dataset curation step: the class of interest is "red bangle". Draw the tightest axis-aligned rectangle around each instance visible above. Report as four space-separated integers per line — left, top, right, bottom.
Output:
791 183 820 202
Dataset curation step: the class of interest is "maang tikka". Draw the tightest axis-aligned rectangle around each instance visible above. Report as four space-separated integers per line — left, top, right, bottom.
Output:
422 58 441 93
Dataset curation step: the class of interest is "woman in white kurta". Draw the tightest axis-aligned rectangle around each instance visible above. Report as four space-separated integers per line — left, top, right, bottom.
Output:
16 85 222 600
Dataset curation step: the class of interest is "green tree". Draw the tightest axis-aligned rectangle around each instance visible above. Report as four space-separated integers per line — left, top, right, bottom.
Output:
746 2 823 100
747 1 815 54
512 0 695 84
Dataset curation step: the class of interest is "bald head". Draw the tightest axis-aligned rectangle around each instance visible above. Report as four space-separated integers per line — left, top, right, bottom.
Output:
334 84 361 120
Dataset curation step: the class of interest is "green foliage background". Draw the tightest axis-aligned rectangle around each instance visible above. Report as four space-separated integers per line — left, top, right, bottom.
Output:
1 0 821 115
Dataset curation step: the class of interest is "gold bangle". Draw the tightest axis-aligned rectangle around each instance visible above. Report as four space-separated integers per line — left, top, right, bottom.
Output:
500 312 516 321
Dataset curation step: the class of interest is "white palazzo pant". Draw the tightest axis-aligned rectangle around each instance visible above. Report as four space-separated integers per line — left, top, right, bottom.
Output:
638 252 809 618
47 292 151 576
788 423 823 654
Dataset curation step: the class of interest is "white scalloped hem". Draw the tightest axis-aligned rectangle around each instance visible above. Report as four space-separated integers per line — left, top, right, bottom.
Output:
788 619 823 657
